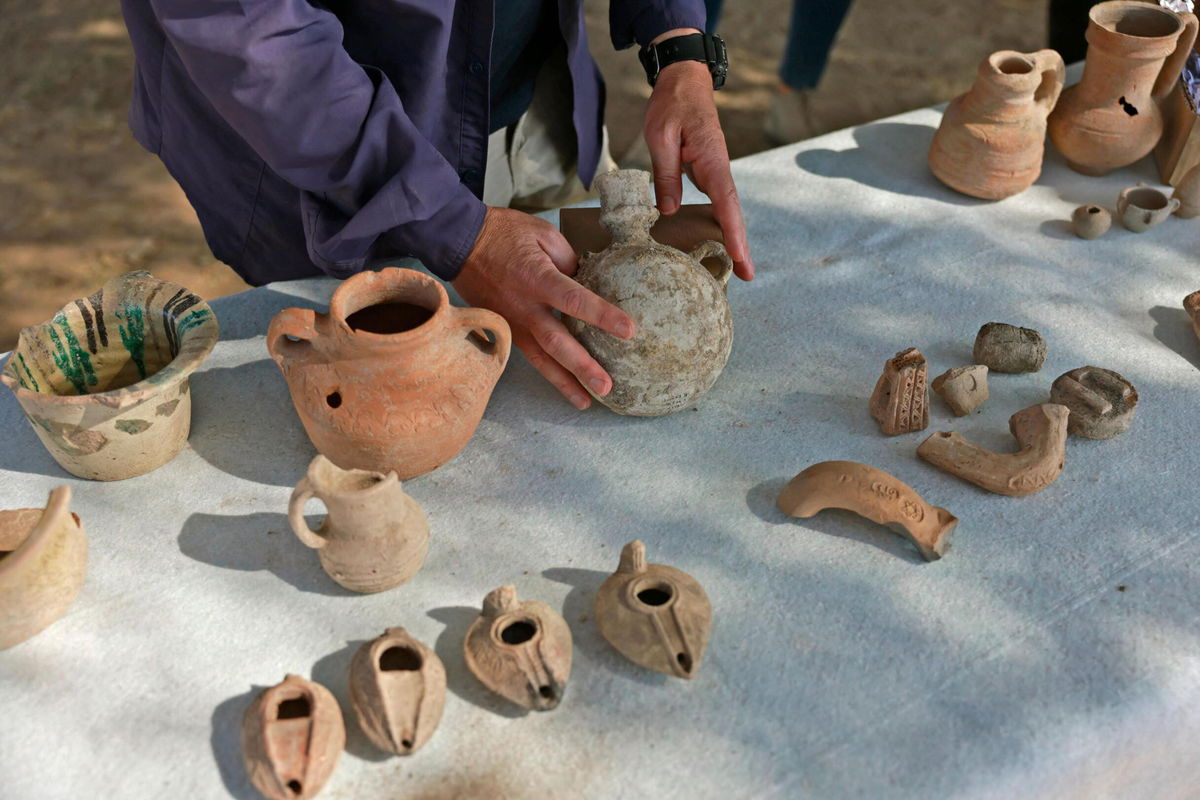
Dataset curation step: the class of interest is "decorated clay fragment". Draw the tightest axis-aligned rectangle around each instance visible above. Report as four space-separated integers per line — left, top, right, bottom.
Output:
241 674 344 800
776 461 957 561
464 585 572 711
1117 184 1179 233
0 486 87 650
288 455 429 594
1050 366 1138 439
268 267 511 480
1173 165 1200 218
917 403 1069 497
869 348 929 435
932 365 989 416
0 271 218 481
973 322 1046 373
350 627 445 755
564 169 734 416
1072 205 1112 239
1184 291 1200 341
594 541 711 679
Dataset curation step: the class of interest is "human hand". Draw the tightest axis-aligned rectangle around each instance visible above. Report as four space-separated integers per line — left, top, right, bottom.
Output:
453 207 636 409
643 59 754 281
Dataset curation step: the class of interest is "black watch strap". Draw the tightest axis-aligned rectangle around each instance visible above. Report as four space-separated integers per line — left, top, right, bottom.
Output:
639 33 728 90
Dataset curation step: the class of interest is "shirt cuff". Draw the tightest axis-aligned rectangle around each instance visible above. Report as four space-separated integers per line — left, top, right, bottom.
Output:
612 1 707 50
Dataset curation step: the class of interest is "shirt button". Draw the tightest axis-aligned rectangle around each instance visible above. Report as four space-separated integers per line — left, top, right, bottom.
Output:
469 60 485 75
461 168 482 183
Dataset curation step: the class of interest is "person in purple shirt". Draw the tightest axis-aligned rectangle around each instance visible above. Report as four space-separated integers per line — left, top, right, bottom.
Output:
120 0 754 409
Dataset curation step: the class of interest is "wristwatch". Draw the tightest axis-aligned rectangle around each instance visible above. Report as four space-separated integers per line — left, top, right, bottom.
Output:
639 33 728 90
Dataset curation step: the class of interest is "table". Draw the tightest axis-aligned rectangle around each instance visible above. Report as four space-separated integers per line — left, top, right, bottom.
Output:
3 96 1200 799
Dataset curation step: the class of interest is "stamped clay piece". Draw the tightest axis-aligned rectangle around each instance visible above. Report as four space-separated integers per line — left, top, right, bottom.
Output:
1050 366 1138 439
931 365 989 416
1184 291 1200 341
869 348 929 435
241 674 345 800
594 541 711 679
1071 204 1112 239
464 585 572 711
776 461 956 561
917 403 1069 497
350 627 445 755
973 322 1047 373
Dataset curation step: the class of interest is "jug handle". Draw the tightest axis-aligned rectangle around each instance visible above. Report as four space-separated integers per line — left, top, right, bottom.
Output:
455 307 512 373
266 308 320 365
288 477 328 550
1153 12 1198 102
688 240 734 288
1031 49 1065 113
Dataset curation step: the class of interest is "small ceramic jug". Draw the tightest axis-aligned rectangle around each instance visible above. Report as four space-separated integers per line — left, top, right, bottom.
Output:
1049 1 1199 175
0 486 87 650
289 455 429 593
1117 183 1180 231
268 268 511 479
564 169 734 416
929 49 1065 199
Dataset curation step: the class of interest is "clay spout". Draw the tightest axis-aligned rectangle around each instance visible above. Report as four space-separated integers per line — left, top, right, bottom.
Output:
917 403 1069 497
776 461 957 561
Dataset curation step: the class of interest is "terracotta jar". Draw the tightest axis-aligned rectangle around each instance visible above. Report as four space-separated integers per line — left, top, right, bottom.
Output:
241 674 344 800
1049 1 1198 175
288 455 429 593
268 268 511 479
564 169 734 417
0 486 87 650
929 50 1065 199
0 271 219 481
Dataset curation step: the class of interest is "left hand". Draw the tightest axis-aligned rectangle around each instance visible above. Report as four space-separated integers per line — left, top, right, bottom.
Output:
643 56 754 281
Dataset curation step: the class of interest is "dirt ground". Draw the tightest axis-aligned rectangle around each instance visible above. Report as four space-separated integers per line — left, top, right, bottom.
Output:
0 0 1047 350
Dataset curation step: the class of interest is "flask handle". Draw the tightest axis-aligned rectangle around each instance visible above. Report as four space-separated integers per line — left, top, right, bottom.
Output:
1031 49 1065 113
1154 12 1198 102
266 307 321 365
688 240 734 288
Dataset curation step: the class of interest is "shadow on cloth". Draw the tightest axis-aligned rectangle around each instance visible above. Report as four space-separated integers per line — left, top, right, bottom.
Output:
1149 304 1200 371
310 639 390 762
210 685 265 800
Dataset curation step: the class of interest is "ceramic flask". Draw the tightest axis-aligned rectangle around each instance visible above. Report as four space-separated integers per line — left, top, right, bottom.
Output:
929 49 1066 199
268 268 511 480
0 486 87 650
0 271 218 481
289 455 429 593
1049 1 1199 175
241 674 345 800
564 169 735 416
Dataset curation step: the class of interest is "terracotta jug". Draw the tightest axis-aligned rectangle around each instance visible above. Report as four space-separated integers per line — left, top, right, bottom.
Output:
1049 1 1199 175
241 674 344 800
929 49 1065 199
0 486 87 650
268 268 511 479
288 455 429 593
564 169 734 417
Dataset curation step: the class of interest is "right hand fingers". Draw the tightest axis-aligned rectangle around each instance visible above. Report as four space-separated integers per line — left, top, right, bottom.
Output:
513 329 592 410
542 270 634 340
529 314 614 398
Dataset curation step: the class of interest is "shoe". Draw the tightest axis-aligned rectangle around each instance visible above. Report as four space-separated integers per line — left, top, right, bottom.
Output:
763 87 818 147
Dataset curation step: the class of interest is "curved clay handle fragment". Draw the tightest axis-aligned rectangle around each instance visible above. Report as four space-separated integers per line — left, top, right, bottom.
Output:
1031 49 1066 113
776 461 957 561
266 307 320 365
455 306 513 372
917 403 1069 497
1184 290 1200 341
1154 12 1199 102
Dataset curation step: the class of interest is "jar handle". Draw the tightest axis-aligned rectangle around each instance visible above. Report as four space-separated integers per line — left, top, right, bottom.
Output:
287 476 328 550
267 307 322 365
688 240 734 288
455 306 512 374
1154 12 1198 102
1031 49 1065 113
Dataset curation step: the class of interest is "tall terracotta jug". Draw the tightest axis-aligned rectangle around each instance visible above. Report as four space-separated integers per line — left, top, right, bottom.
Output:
1049 1 1198 175
289 455 430 593
267 268 511 480
929 50 1065 200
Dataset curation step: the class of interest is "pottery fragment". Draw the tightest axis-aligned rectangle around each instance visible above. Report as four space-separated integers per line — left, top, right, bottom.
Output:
869 348 929 435
931 365 989 416
464 585 572 711
594 541 711 679
241 674 345 800
1050 366 1138 439
1185 291 1200 341
0 486 87 650
776 461 957 561
350 627 445 755
1072 204 1112 239
288 455 429 594
917 403 1069 497
0 271 218 481
1117 184 1180 232
1173 164 1200 218
973 322 1046 373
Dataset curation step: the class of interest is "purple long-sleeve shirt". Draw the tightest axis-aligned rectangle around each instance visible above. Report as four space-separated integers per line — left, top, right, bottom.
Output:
120 0 705 285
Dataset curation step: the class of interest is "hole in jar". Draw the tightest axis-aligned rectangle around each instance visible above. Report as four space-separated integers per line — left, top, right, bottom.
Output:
326 391 342 409
346 302 435 334
1117 96 1138 117
287 780 303 796
636 584 674 607
1088 207 1101 214
997 56 1033 75
500 620 537 645
379 645 423 672
276 697 311 720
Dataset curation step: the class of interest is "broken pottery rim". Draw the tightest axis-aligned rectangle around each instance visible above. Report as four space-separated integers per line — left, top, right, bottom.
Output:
0 486 75 578
0 273 219 412
326 267 450 346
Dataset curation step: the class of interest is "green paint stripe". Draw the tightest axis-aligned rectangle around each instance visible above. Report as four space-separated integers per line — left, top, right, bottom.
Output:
17 353 40 392
46 324 88 394
174 308 212 339
116 304 147 379
55 313 97 387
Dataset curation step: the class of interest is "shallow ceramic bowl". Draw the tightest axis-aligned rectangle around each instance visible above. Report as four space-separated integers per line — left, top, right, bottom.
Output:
0 271 219 480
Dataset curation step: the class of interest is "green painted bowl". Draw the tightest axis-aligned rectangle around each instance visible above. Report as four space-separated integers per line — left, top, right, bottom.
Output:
1 271 219 480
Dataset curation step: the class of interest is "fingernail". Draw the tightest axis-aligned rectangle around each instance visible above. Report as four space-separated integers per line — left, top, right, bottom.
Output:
662 197 678 214
572 394 590 409
589 378 609 396
617 321 634 338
